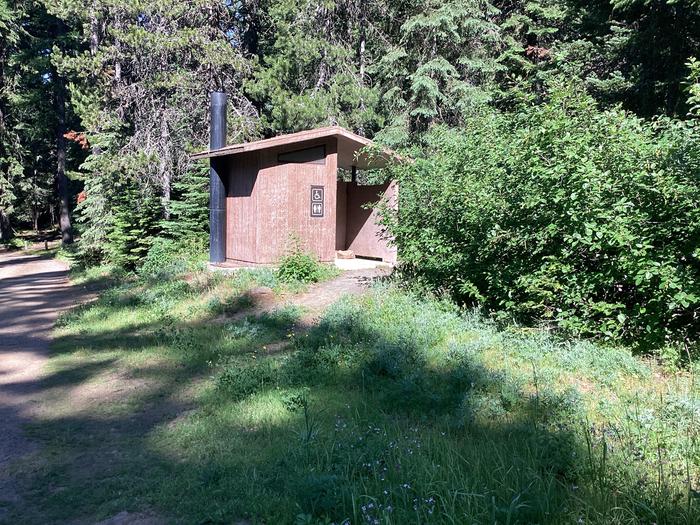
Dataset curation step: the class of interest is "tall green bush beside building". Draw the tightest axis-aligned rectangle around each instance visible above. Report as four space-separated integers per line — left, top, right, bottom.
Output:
386 83 700 352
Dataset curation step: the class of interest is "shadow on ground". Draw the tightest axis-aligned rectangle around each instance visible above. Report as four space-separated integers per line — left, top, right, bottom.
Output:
1 273 694 524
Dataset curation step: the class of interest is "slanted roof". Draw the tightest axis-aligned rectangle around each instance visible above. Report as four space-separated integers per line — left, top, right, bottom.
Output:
191 125 397 170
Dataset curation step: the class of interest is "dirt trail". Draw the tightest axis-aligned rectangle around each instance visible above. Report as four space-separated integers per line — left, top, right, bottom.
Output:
289 268 390 321
0 251 79 512
235 267 390 325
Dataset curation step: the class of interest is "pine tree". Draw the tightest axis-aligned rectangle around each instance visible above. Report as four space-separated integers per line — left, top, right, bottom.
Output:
550 0 700 116
0 0 22 241
106 183 162 270
49 0 256 259
495 0 566 101
1 0 81 241
246 0 382 135
372 0 503 144
161 163 209 241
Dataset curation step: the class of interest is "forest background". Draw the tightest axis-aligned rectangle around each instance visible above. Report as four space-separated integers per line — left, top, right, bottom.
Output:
1 0 699 354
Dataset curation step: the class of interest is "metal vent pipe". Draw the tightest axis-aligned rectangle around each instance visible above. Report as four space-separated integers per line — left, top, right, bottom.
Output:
209 92 227 263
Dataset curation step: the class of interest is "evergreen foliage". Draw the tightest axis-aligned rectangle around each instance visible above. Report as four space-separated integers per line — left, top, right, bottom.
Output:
105 183 161 270
0 0 21 241
246 0 382 134
161 163 209 241
373 0 503 144
0 0 83 242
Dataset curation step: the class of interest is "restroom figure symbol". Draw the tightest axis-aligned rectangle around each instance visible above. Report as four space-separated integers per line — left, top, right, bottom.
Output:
310 186 324 217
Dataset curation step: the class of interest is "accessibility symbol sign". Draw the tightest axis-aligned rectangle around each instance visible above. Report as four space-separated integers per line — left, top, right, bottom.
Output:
310 186 324 217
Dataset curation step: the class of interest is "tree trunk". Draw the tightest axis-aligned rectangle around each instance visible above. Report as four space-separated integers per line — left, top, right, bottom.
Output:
160 115 171 218
0 88 13 243
357 12 366 135
0 210 10 242
55 73 73 244
242 0 260 57
89 7 100 55
359 18 366 84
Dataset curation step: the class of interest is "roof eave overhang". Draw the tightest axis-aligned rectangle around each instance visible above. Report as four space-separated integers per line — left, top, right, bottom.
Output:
190 126 402 169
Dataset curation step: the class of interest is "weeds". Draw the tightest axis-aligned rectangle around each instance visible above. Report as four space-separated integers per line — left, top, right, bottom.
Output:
277 237 339 284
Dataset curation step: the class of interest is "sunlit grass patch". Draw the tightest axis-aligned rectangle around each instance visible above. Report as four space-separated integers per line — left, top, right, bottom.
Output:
13 266 699 524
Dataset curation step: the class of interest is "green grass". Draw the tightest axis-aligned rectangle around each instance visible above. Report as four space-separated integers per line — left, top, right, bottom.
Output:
6 268 700 524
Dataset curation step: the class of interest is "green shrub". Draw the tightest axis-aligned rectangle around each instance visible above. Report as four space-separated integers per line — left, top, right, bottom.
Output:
217 361 277 399
139 236 206 281
207 292 254 316
277 241 336 284
385 82 700 351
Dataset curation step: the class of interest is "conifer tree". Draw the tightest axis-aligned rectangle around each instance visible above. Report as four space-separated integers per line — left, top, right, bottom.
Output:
372 0 503 144
246 0 383 135
495 0 566 100
48 0 256 256
106 183 161 269
161 164 209 241
0 0 22 241
1 0 81 242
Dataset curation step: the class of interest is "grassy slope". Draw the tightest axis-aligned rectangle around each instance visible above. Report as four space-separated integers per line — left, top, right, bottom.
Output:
6 267 700 524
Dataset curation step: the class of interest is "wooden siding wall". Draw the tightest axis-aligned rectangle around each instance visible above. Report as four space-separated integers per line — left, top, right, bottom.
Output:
335 181 347 251
225 138 338 264
343 180 398 263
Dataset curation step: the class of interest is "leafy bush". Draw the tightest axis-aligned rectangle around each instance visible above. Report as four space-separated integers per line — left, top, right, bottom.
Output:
217 361 277 399
385 83 700 351
277 240 337 284
206 292 254 316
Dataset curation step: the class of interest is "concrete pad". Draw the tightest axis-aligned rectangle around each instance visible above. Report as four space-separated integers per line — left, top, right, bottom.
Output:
334 258 392 271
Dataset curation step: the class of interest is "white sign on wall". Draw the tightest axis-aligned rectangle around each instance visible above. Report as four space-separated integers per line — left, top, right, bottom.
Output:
310 186 324 217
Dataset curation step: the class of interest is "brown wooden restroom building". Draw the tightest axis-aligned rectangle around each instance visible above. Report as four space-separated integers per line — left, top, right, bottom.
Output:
193 93 397 266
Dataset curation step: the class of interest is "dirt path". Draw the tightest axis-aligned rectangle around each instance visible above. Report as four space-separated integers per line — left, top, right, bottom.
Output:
0 251 78 513
289 268 390 321
234 267 390 325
